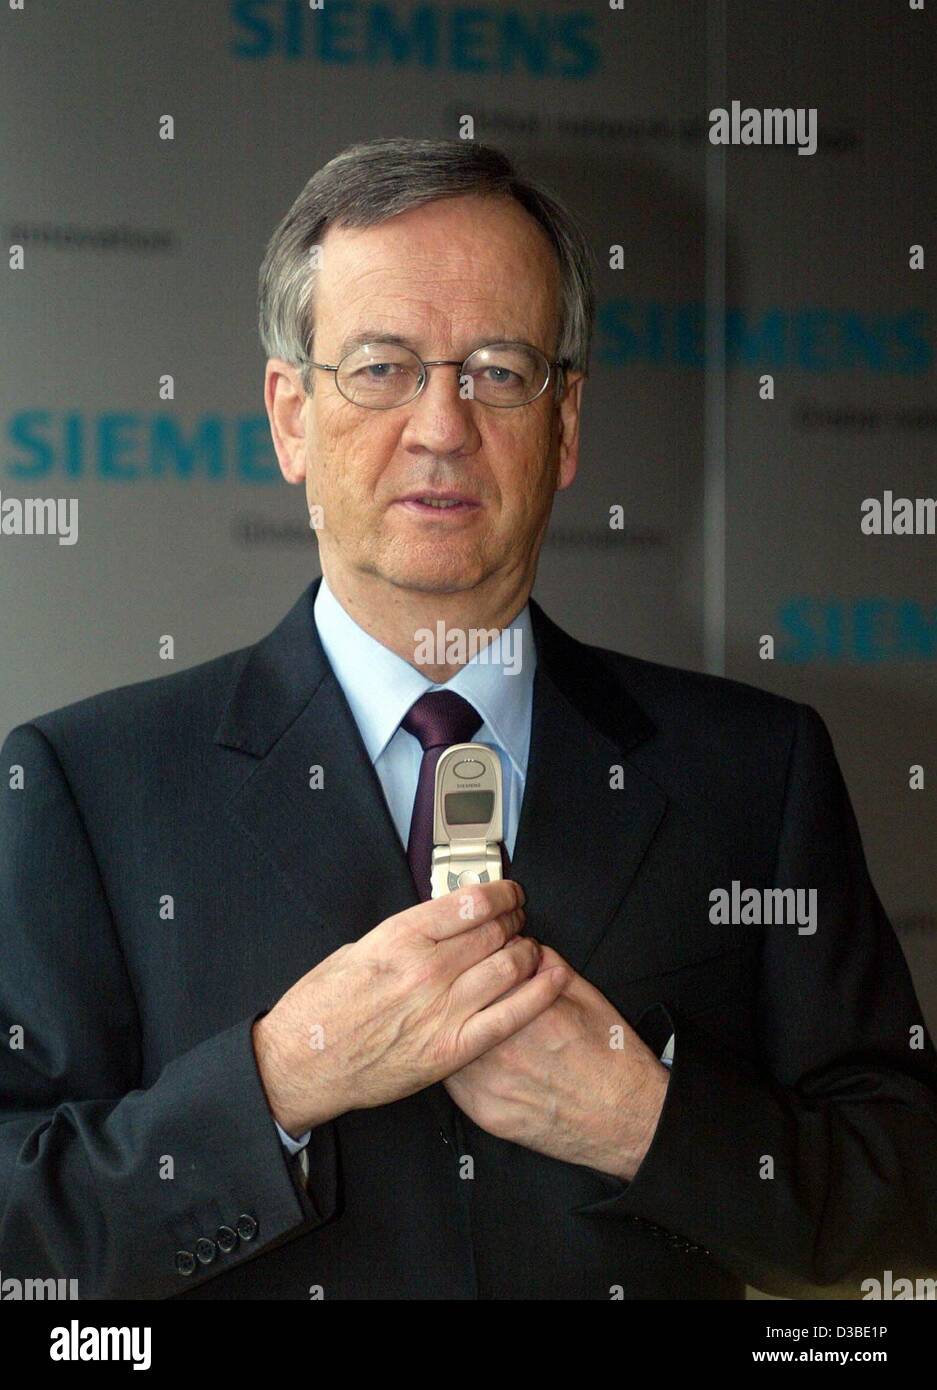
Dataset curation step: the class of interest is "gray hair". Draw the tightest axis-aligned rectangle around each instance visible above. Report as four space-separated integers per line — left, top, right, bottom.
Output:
257 138 595 389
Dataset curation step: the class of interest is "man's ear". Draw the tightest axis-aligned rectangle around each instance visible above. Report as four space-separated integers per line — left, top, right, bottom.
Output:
264 359 308 485
555 371 584 492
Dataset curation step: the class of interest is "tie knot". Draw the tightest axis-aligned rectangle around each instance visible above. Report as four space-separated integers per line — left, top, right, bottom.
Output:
401 690 483 752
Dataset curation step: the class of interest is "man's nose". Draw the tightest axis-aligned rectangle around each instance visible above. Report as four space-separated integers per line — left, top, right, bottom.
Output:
399 364 479 455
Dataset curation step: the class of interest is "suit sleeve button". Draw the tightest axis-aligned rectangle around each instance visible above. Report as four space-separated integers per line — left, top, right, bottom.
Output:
216 1225 238 1254
195 1238 217 1264
175 1250 197 1276
236 1213 258 1241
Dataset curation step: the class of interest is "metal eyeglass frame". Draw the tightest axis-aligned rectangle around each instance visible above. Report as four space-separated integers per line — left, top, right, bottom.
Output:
299 340 567 409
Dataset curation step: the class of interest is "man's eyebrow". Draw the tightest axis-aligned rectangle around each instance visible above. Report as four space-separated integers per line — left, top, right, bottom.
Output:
336 331 412 358
334 330 528 359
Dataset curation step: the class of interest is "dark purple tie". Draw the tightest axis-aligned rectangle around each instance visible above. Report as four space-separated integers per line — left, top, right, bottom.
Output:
402 691 511 901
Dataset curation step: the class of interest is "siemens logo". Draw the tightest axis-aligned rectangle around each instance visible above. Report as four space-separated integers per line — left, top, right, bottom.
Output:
599 303 932 373
230 0 599 77
777 599 937 662
5 414 279 482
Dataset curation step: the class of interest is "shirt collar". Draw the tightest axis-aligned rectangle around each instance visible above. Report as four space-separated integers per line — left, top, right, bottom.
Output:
313 573 536 779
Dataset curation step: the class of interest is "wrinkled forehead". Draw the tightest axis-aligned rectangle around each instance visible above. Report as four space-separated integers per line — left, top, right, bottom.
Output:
312 195 562 355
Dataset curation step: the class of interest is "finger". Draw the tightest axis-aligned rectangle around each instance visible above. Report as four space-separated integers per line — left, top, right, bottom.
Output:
535 942 574 977
533 942 558 968
436 905 527 976
417 878 525 944
361 879 520 950
535 942 576 982
535 945 596 1007
447 935 541 1016
459 965 569 1060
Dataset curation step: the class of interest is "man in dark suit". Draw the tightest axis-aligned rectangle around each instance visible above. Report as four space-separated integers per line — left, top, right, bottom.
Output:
2 138 936 1300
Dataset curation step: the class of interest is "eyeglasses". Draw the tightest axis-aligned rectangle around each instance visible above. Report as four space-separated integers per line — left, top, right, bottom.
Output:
300 340 565 409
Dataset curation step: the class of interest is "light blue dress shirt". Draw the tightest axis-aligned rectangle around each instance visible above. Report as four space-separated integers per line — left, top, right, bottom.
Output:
273 575 671 1161
313 572 536 862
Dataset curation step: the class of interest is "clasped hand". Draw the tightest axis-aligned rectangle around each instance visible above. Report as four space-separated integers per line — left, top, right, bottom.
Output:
253 878 668 1181
443 936 669 1182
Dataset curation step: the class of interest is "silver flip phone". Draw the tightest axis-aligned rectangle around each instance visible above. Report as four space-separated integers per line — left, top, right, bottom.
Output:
429 742 504 898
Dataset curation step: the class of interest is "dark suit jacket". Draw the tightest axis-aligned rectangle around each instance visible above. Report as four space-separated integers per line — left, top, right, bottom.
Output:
2 577 936 1300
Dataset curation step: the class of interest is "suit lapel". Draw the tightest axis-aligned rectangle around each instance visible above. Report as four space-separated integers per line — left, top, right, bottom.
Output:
216 581 417 956
517 600 668 973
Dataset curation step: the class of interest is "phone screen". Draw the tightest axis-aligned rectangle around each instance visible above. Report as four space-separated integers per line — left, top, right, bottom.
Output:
444 790 494 826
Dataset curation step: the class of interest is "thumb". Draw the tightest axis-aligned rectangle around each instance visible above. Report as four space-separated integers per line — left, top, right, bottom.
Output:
535 942 571 975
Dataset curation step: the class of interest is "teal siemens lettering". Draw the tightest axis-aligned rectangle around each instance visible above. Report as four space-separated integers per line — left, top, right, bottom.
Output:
230 0 599 78
778 599 937 662
5 414 279 482
598 303 932 372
